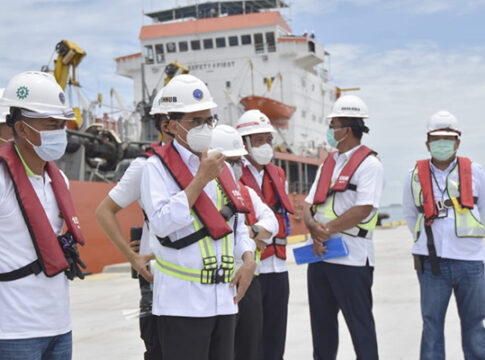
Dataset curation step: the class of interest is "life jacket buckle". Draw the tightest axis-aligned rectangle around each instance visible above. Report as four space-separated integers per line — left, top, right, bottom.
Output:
435 200 448 218
220 255 234 270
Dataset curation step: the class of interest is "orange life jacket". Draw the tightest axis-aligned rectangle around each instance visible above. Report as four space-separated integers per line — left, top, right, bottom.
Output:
313 145 376 205
0 142 85 278
240 162 293 260
416 157 474 225
152 142 249 248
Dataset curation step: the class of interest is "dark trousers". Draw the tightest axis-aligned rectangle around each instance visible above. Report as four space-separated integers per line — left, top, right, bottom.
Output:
259 271 289 360
139 277 162 360
157 314 236 360
235 276 263 360
308 261 378 360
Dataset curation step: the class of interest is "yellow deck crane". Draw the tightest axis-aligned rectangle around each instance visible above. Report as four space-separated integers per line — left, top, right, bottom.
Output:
42 40 86 129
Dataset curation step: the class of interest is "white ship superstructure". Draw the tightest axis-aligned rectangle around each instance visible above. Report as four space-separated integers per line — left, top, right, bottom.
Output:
116 0 336 156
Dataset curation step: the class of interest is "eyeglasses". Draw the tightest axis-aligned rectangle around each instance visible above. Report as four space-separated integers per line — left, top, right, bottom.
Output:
328 124 347 130
180 114 219 129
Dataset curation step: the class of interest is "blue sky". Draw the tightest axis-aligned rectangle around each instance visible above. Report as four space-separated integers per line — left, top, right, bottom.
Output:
1 0 485 205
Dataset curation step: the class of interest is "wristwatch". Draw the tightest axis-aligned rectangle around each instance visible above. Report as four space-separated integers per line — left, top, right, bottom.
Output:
251 225 260 239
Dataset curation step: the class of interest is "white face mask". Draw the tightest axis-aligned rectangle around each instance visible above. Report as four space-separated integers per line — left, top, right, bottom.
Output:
23 121 67 161
178 122 213 153
248 140 274 165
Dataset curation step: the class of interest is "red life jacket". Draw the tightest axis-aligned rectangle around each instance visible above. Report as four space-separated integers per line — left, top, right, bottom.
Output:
417 157 474 225
153 142 250 242
240 162 293 260
238 182 257 226
138 142 163 159
313 145 376 205
0 142 85 277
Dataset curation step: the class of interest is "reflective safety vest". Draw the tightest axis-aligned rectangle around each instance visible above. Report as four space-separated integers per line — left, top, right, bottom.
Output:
240 162 294 260
152 141 249 284
411 157 485 241
312 146 378 238
0 142 85 279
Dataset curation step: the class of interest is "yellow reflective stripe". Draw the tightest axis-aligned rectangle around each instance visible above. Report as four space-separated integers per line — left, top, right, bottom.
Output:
156 256 202 282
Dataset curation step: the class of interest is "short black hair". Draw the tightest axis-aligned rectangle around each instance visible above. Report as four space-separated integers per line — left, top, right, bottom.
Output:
154 113 169 132
339 117 369 140
168 112 185 121
6 107 23 138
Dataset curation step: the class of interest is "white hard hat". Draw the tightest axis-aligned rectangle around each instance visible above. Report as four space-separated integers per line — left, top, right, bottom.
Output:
160 74 217 113
210 124 248 157
149 86 168 115
427 110 460 137
0 71 74 120
327 94 369 119
236 109 276 136
0 88 7 124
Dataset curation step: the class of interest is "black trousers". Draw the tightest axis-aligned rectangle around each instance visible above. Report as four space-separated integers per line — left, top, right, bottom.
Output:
235 276 263 360
157 314 236 360
307 261 378 360
138 276 162 360
258 271 289 360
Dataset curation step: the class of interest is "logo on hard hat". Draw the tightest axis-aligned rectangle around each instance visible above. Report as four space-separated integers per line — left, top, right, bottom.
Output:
16 86 29 100
193 89 204 101
59 92 65 104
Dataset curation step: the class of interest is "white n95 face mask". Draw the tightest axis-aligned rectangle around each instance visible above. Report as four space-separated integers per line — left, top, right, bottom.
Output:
178 122 213 153
250 143 274 165
23 122 67 161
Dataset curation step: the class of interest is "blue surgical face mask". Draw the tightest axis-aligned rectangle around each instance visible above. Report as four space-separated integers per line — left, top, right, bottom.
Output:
23 121 67 161
326 128 347 148
429 139 456 161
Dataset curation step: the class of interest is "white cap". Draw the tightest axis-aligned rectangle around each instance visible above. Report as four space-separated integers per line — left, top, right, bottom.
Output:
236 109 276 136
0 71 74 120
427 110 460 137
327 94 369 119
160 74 217 114
210 124 248 157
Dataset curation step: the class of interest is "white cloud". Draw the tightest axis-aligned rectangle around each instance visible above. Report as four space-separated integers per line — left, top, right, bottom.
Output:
326 41 485 204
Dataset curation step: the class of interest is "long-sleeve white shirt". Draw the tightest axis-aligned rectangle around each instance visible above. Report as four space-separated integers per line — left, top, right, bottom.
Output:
140 140 254 317
402 158 485 261
305 145 385 267
241 157 287 273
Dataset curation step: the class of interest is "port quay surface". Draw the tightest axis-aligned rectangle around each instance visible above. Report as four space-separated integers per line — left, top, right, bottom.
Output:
71 226 468 359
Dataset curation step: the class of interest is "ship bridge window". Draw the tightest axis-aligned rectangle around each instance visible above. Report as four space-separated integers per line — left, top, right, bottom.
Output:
166 42 176 53
179 41 188 52
191 40 201 51
266 32 276 52
144 45 154 64
203 38 214 49
241 34 251 45
155 44 164 64
308 41 315 53
216 37 226 48
229 36 238 46
254 33 264 53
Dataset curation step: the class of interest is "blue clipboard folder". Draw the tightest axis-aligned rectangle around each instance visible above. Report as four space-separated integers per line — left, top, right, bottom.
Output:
293 237 349 265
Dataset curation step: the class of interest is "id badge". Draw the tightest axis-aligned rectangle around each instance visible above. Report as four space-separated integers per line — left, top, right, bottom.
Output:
436 200 448 218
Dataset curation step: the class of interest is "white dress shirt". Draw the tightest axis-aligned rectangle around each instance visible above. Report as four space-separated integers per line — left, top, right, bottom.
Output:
0 163 71 339
402 158 485 261
109 157 151 255
305 144 385 267
236 186 279 269
141 140 254 317
241 157 288 273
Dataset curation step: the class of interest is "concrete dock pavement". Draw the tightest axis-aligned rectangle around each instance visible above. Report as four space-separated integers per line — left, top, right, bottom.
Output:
71 226 466 359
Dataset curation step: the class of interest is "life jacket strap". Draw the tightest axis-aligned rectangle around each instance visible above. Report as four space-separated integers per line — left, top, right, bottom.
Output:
156 204 236 249
0 260 42 282
416 196 478 213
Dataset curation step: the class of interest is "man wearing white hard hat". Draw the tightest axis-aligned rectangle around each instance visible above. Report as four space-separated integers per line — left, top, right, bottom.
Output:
210 124 279 360
0 71 86 359
95 86 174 360
140 74 256 360
0 88 13 145
236 109 294 360
402 110 485 359
304 94 384 359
